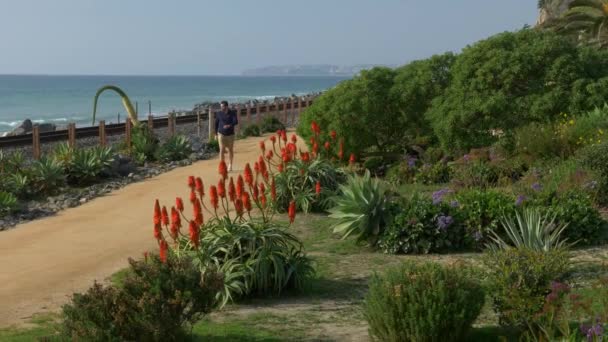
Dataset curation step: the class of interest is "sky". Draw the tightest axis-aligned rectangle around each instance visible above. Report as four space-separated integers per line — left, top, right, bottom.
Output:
0 0 538 75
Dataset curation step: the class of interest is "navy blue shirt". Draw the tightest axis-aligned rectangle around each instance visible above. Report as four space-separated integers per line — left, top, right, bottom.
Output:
214 109 238 136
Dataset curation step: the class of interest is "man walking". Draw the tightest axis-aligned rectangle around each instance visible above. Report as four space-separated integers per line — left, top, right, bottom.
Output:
215 100 238 171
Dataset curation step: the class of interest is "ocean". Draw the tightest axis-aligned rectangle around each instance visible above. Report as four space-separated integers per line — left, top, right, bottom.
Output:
0 75 349 133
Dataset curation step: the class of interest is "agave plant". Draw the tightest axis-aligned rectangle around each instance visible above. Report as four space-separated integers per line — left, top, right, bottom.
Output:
156 135 192 162
328 170 392 245
487 208 571 252
30 157 66 194
0 191 18 214
92 85 139 126
68 148 104 185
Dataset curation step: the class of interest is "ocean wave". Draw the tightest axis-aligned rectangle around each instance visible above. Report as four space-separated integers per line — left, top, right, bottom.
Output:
0 117 84 128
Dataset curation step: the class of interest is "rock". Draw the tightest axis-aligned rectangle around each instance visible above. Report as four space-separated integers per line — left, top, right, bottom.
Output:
79 198 87 204
35 123 56 133
128 173 135 178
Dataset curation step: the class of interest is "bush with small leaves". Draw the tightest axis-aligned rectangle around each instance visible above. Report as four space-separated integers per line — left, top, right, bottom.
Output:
364 261 485 342
260 115 286 133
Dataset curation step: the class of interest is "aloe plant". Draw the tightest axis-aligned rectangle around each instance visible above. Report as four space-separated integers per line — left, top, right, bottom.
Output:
92 85 139 126
487 208 571 252
328 170 392 245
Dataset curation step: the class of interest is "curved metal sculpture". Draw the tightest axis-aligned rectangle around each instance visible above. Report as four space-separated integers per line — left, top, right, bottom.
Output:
92 85 139 126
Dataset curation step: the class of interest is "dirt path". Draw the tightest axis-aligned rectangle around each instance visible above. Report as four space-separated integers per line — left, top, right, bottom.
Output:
0 132 280 328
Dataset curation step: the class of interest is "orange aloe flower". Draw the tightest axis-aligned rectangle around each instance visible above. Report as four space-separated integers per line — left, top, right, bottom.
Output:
153 199 161 225
242 192 252 212
270 135 276 144
315 181 321 196
265 150 274 160
278 164 284 173
228 177 236 202
271 179 277 202
193 198 204 225
234 198 244 216
291 134 297 143
254 161 260 175
195 177 204 197
259 182 266 193
244 163 254 186
288 200 296 223
281 130 287 142
260 192 267 208
218 160 228 180
188 221 199 248
153 222 162 240
252 183 259 201
330 130 337 140
259 140 265 152
176 197 184 212
218 179 226 198
258 156 267 174
159 239 169 263
236 175 245 198
187 176 195 189
161 206 169 226
189 189 196 203
209 185 219 210
312 142 319 155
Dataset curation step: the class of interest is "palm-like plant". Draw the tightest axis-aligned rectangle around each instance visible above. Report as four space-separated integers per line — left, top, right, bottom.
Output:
0 191 18 214
557 0 608 47
92 85 139 126
328 170 392 245
487 208 571 252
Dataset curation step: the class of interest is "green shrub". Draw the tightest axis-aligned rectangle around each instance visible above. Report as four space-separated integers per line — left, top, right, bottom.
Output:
483 247 570 328
415 161 452 185
451 159 498 189
364 261 484 342
385 159 417 185
0 191 19 214
378 193 465 254
452 189 516 248
274 158 346 213
192 219 314 306
205 139 220 153
157 135 192 161
260 115 285 133
30 157 66 194
540 190 608 246
67 148 111 185
577 140 608 204
513 122 565 160
239 124 261 137
0 150 26 175
131 125 159 162
329 170 394 246
7 173 31 199
61 255 221 341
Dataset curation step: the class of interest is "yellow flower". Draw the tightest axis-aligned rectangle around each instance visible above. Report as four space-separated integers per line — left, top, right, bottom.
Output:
599 129 604 135
569 120 575 125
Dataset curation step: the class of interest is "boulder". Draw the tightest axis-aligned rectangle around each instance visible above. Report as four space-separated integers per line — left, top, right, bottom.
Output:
35 123 56 133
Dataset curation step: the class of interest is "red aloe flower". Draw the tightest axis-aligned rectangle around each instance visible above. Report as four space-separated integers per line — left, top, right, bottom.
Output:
195 177 204 197
153 199 161 225
259 182 266 193
218 160 228 180
311 121 319 135
330 130 337 140
193 198 203 225
209 185 219 209
171 206 181 228
176 197 184 212
270 135 276 144
324 141 330 151
254 161 260 175
278 164 284 173
242 192 252 212
218 179 226 198
312 142 319 155
271 178 277 202
234 198 244 216
315 181 321 196
265 150 274 160
281 130 287 142
259 140 266 152
236 175 245 198
349 153 356 165
291 134 297 143
260 193 267 208
228 177 236 202
258 157 267 174
244 163 254 186
282 153 291 163
161 206 169 226
189 189 196 203
153 222 162 240
252 183 259 201
310 137 315 145
288 200 296 223
301 152 310 162
159 239 168 263
187 176 195 189
188 221 199 248
338 140 344 160
263 170 269 182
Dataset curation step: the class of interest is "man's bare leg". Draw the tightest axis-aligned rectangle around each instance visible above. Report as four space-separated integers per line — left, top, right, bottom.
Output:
227 144 234 171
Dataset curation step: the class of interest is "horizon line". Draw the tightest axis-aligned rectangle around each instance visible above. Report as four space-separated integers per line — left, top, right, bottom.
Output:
0 73 354 77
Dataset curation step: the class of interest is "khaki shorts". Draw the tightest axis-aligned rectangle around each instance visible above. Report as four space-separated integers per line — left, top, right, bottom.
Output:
218 133 235 151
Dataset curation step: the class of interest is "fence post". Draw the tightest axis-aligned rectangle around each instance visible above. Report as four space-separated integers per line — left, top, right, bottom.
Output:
168 112 175 137
147 115 154 130
256 103 261 125
197 109 202 138
68 123 76 148
32 126 41 160
99 120 106 146
208 107 215 143
235 104 241 136
246 104 252 125
283 100 288 124
297 97 303 119
290 97 296 127
125 119 132 154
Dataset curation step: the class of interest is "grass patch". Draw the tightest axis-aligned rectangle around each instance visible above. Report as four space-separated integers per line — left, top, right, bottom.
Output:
0 314 60 342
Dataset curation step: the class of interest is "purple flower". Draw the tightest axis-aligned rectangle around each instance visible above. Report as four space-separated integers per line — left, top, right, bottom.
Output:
580 321 604 342
463 154 470 162
531 182 542 192
432 188 451 205
515 195 527 206
449 200 460 208
407 156 417 169
437 215 454 230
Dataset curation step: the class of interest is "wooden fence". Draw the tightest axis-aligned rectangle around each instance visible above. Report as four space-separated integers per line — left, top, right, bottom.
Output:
0 95 316 159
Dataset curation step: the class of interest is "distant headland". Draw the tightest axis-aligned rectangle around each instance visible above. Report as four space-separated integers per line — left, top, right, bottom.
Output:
241 64 396 76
